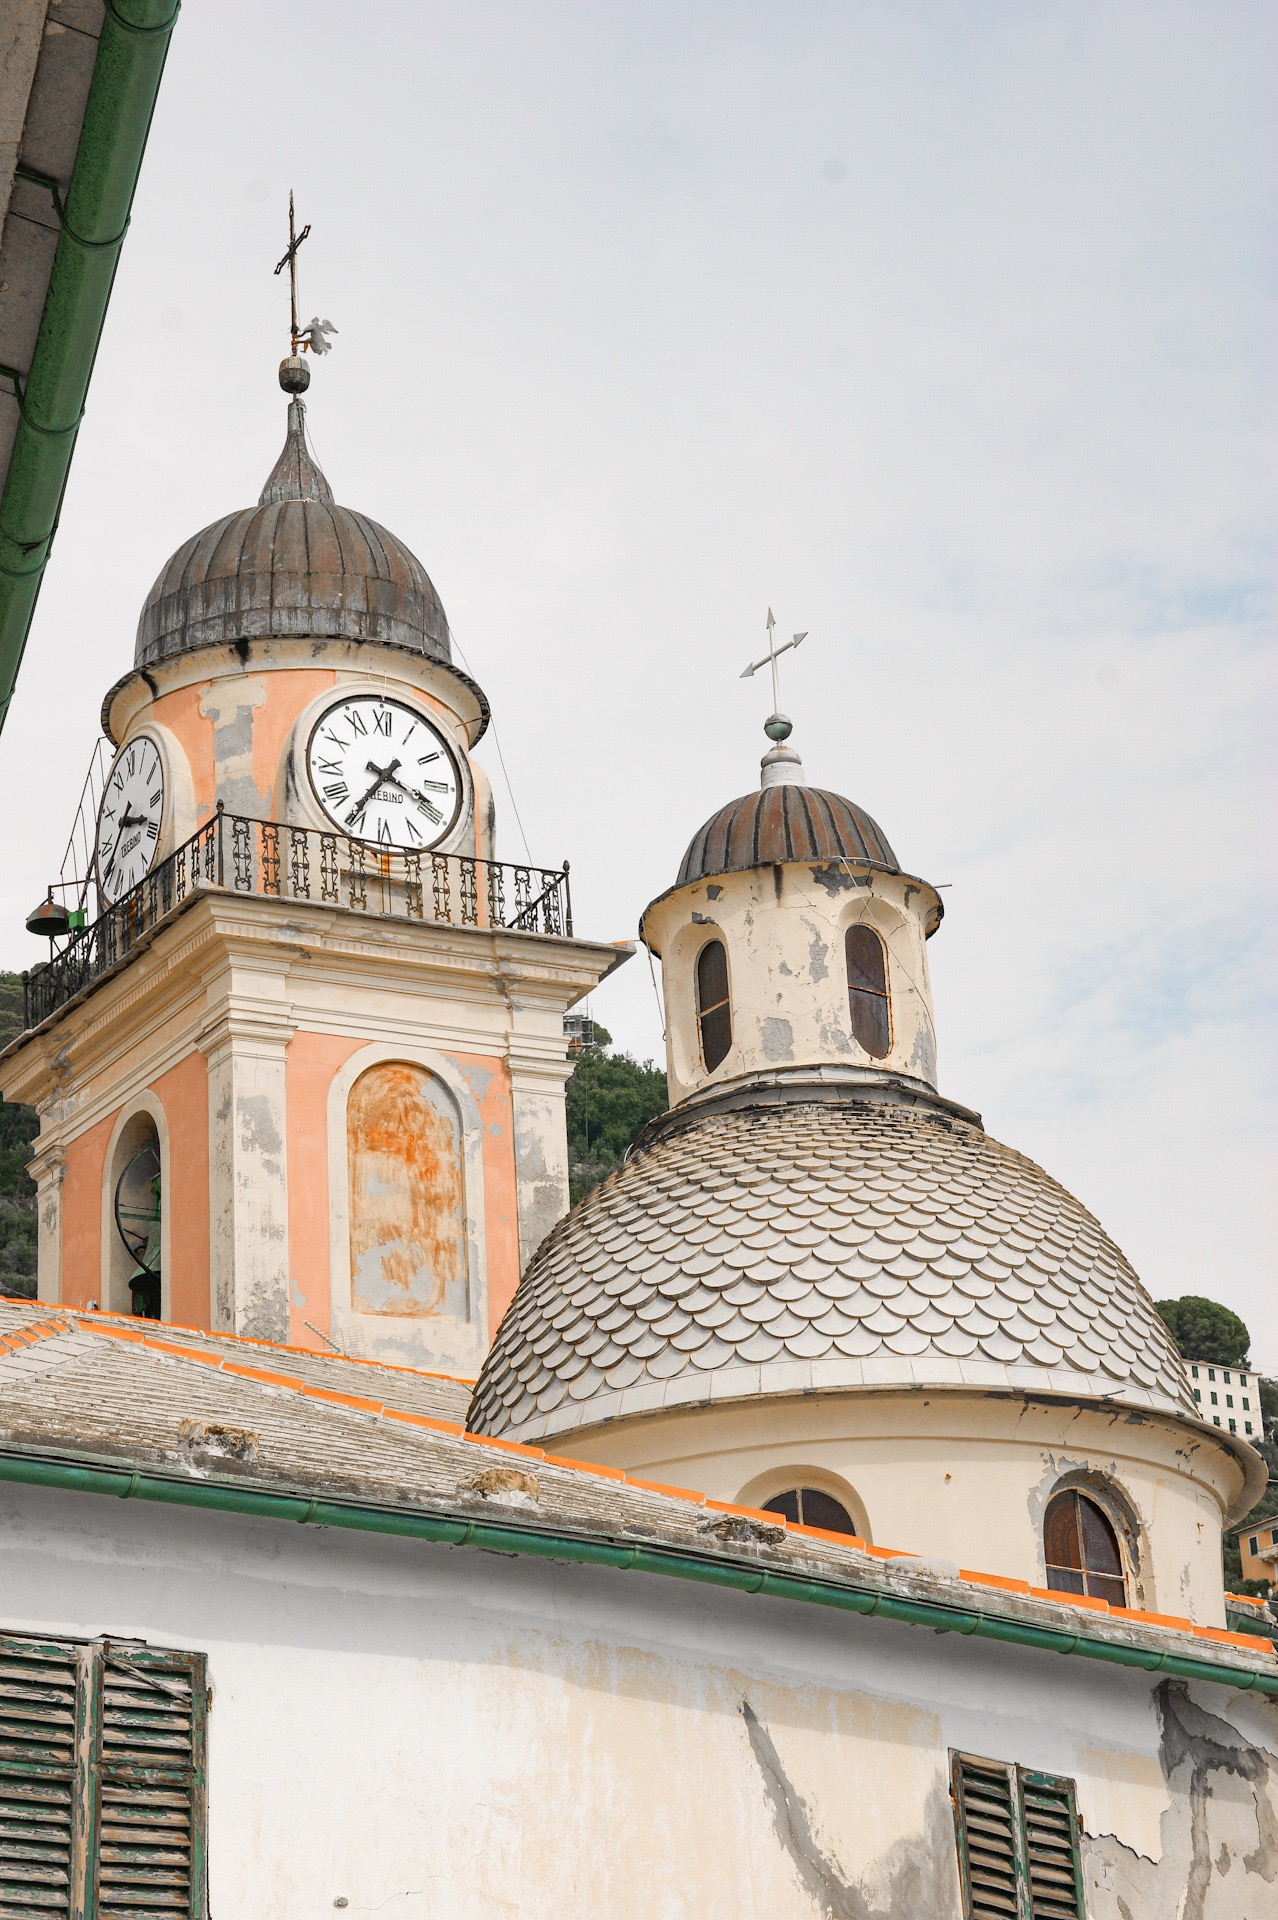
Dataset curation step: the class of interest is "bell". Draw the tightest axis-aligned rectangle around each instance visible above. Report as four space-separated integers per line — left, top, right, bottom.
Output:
25 895 70 939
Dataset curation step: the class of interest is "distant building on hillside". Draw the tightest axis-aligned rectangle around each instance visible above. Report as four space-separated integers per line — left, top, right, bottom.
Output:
1185 1359 1259 1439
1235 1519 1278 1588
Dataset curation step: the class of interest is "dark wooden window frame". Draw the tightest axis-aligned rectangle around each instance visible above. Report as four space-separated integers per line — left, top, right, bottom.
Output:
0 1628 208 1917
844 923 891 1060
951 1749 1086 1920
759 1487 860 1536
1043 1488 1128 1609
695 939 733 1072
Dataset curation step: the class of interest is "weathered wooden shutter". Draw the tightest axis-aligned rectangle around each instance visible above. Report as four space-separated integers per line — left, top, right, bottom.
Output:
952 1753 1025 1919
0 1633 205 1920
1020 1772 1084 1920
952 1752 1085 1920
0 1633 83 1918
93 1644 206 1919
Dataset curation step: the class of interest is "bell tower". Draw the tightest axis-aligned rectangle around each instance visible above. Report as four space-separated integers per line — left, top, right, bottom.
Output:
1 342 626 1371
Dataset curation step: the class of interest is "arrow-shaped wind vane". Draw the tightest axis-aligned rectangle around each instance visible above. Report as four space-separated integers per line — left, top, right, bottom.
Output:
740 607 809 717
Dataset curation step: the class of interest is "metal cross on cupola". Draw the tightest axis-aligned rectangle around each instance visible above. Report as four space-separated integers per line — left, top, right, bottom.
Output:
740 607 808 743
274 191 338 396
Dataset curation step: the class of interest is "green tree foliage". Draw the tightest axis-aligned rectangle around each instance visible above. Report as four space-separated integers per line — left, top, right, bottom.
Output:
1155 1294 1250 1367
565 1024 668 1207
0 971 37 1298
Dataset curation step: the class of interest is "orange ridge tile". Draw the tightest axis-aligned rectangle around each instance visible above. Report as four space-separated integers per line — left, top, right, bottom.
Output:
862 1543 915 1561
464 1433 545 1460
959 1570 1031 1595
792 1524 867 1550
76 1320 143 1343
705 1499 784 1526
1193 1625 1274 1653
1030 1587 1109 1612
623 1477 708 1505
303 1388 385 1416
381 1409 465 1436
221 1363 305 1392
541 1453 627 1481
144 1339 225 1367
1122 1608 1193 1632
67 1306 475 1386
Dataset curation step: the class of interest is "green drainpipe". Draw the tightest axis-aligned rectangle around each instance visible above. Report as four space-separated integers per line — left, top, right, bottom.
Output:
0 1448 1273 1696
0 0 180 732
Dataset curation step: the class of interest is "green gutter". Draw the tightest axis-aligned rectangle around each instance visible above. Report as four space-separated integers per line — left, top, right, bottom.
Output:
2 1449 1273 1696
0 0 180 731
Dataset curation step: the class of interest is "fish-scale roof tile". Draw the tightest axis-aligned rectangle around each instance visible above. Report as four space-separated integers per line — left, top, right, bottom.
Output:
468 1101 1197 1442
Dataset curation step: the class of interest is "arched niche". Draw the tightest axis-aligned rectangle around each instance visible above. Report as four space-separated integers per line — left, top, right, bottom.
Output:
347 1063 466 1318
101 1098 170 1320
326 1043 489 1369
1039 1469 1147 1610
736 1465 871 1544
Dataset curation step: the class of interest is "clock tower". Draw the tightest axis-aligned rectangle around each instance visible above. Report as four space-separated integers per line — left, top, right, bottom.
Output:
0 378 626 1372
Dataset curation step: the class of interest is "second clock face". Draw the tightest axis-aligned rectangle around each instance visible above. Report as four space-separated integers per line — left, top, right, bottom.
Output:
306 696 464 850
95 736 165 901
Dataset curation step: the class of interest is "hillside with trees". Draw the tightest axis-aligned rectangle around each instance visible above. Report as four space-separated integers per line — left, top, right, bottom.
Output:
0 973 37 1298
564 1023 667 1206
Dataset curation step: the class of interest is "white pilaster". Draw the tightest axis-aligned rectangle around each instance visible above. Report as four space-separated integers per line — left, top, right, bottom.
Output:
200 1000 295 1341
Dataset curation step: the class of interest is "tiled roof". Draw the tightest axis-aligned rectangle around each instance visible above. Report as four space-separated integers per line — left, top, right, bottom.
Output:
673 785 900 890
469 1095 1198 1443
0 1301 1268 1667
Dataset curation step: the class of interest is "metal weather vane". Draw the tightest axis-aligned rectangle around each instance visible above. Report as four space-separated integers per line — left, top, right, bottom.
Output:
274 191 338 372
740 608 808 739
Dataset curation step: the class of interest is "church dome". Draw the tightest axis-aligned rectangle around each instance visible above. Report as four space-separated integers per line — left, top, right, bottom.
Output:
468 1092 1198 1445
676 783 900 888
134 401 450 668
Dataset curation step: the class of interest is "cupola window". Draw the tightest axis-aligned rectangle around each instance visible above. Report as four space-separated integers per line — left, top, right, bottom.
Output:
845 924 891 1059
696 940 732 1071
761 1488 859 1536
1043 1489 1127 1607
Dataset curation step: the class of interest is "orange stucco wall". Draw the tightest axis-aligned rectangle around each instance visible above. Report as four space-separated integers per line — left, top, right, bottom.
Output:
148 667 340 822
445 1051 520 1339
59 1110 116 1308
285 1030 365 1349
57 1053 211 1322
151 1052 210 1328
285 1034 521 1352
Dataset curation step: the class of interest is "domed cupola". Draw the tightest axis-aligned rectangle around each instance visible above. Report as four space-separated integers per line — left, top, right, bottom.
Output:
471 696 1259 1615
134 400 451 669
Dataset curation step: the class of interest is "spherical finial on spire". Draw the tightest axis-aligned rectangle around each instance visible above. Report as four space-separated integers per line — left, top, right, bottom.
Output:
764 712 793 743
279 354 310 395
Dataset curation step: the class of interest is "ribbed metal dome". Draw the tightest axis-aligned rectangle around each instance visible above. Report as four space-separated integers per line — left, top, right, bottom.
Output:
468 1092 1199 1446
134 402 450 668
677 785 900 888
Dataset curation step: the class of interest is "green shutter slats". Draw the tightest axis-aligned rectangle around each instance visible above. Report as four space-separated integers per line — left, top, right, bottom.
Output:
954 1753 1086 1920
1022 1780 1085 1920
0 1641 78 1919
954 1759 1023 1918
96 1653 203 1919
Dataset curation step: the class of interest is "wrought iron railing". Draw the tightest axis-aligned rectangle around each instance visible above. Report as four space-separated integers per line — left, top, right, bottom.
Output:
23 806 573 1030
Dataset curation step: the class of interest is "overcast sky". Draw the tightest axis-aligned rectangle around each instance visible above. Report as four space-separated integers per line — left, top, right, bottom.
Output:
1 3 1273 1356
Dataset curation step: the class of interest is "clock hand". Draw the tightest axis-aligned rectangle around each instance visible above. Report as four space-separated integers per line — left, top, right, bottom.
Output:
345 759 401 829
100 807 147 879
375 766 446 822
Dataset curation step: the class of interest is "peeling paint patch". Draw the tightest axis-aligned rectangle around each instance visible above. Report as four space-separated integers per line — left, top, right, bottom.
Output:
348 1065 466 1319
810 863 869 895
742 1700 865 1919
762 1016 794 1062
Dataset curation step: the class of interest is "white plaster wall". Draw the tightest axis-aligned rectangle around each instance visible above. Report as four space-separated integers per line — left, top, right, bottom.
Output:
643 865 941 1104
0 1484 1271 1919
550 1391 1239 1625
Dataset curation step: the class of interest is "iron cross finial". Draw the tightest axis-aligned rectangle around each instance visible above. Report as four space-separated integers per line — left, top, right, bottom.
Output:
274 190 311 354
739 607 809 727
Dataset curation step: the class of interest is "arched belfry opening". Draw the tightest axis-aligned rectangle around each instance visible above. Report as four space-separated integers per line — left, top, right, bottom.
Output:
107 1112 163 1320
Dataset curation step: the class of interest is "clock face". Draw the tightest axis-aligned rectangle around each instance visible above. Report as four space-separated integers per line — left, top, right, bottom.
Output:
306 695 464 850
95 737 165 901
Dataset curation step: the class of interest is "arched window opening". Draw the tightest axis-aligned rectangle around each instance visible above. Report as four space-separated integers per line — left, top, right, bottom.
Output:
762 1487 859 1536
111 1119 162 1320
1044 1489 1127 1607
696 940 732 1072
348 1063 466 1319
845 924 890 1060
